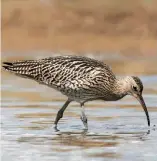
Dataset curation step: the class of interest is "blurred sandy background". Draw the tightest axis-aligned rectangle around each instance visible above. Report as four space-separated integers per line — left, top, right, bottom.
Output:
1 0 157 55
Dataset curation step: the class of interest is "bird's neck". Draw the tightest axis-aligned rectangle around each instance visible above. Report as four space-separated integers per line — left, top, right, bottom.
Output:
112 77 129 99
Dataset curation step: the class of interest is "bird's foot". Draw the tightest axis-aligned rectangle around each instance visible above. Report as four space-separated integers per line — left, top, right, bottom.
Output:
81 116 88 130
83 123 88 130
54 124 59 132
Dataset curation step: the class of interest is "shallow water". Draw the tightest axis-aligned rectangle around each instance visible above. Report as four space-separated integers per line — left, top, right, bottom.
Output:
1 53 157 161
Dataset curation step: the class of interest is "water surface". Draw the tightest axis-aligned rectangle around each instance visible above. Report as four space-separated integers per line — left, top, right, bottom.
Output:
1 53 157 161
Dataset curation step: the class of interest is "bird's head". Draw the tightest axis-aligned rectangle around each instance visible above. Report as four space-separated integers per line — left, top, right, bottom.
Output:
117 76 150 126
126 76 143 96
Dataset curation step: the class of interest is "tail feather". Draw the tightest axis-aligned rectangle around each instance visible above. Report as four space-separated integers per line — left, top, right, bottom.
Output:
2 60 42 81
3 62 14 71
3 65 10 71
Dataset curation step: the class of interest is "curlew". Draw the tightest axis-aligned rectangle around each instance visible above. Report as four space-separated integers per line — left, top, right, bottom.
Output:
2 56 150 129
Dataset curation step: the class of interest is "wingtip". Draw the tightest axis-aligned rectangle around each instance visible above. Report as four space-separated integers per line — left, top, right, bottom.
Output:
2 62 13 71
3 62 13 66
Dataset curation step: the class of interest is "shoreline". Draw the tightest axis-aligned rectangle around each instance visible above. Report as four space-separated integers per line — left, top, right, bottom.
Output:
2 34 157 55
2 0 157 55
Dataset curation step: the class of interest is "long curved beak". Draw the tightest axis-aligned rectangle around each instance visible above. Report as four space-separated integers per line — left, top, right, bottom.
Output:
135 94 150 126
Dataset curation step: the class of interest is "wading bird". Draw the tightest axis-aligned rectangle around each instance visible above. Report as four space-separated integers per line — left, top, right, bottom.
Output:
3 56 150 129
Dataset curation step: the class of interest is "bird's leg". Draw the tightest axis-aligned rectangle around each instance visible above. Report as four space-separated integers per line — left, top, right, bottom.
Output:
54 99 71 129
80 104 88 130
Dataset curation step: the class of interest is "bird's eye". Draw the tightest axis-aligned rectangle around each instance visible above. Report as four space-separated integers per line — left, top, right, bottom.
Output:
133 86 138 91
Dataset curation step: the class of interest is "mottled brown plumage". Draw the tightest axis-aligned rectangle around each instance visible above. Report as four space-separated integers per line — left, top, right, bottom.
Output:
3 55 150 129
